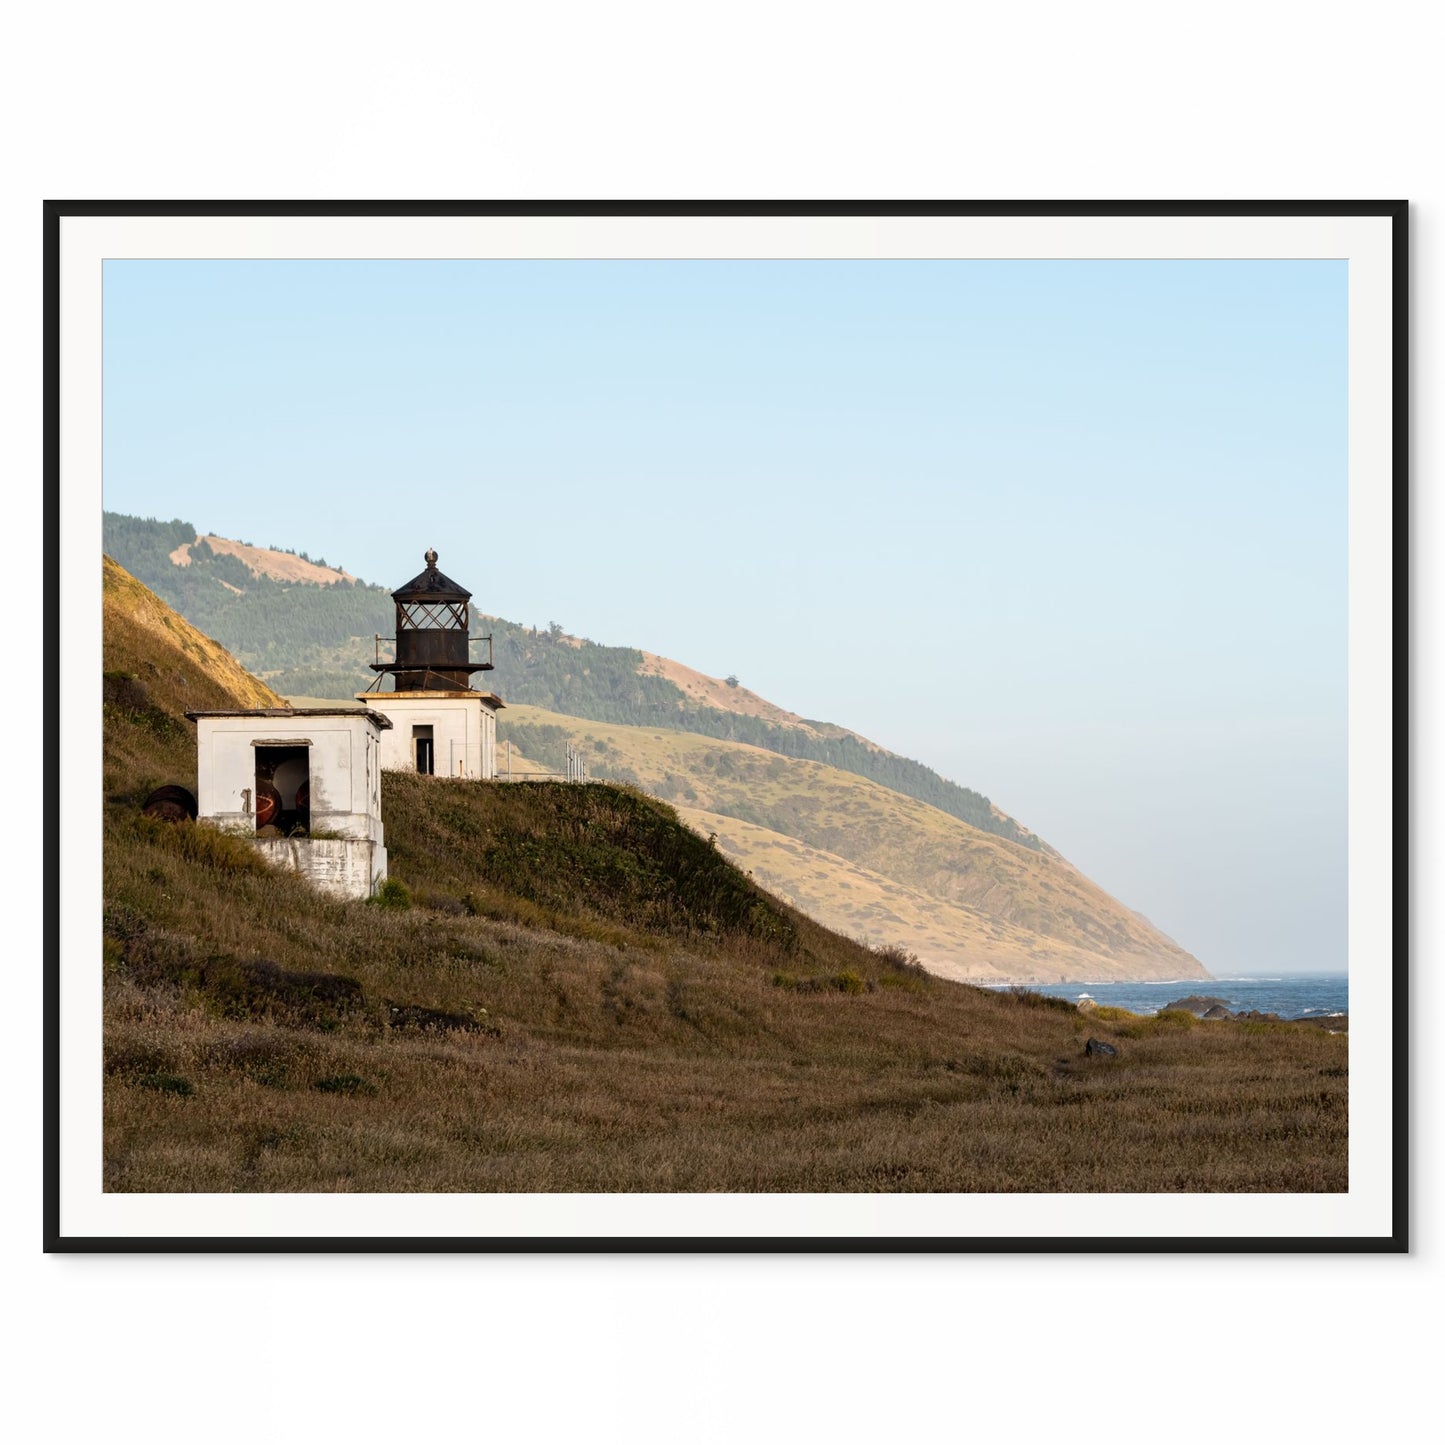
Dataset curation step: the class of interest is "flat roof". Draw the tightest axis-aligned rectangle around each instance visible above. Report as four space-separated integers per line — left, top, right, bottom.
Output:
185 707 393 729
355 691 505 709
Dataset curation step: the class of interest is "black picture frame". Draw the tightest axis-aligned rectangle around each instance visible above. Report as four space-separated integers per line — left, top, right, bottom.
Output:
45 199 1408 1253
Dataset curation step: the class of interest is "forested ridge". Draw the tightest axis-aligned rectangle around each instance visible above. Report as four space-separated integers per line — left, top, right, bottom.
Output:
103 512 1036 847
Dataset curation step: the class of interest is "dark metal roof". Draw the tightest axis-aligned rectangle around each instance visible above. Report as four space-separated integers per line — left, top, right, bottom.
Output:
184 707 394 729
392 547 471 602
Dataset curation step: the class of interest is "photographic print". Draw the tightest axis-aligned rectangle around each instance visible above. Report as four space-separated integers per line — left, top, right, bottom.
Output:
47 203 1405 1248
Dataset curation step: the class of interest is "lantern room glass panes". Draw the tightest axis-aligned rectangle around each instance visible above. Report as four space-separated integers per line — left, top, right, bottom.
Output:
398 600 468 631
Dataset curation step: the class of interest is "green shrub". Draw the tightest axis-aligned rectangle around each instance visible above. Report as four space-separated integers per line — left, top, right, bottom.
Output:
876 973 925 991
1151 1009 1198 1030
372 877 413 911
834 970 867 995
138 1072 194 1097
1085 1003 1139 1022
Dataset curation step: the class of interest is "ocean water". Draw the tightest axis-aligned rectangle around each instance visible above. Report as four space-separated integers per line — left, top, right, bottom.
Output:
1004 974 1348 1020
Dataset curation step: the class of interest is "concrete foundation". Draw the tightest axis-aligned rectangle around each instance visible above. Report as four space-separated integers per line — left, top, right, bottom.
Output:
253 836 388 900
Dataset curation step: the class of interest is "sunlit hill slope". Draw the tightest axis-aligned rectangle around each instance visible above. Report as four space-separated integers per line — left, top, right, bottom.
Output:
500 705 1206 984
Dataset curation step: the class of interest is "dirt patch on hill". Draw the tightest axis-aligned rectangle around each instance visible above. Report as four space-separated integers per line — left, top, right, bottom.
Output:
170 534 357 586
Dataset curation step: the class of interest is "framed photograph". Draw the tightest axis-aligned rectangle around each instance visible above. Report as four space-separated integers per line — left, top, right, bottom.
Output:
47 201 1405 1251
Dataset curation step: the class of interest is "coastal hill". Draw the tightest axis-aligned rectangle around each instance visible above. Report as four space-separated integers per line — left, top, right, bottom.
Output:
500 703 1204 983
101 512 1207 983
99 557 1345 1193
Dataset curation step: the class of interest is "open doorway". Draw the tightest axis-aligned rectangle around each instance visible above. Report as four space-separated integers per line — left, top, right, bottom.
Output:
413 725 435 775
254 745 311 834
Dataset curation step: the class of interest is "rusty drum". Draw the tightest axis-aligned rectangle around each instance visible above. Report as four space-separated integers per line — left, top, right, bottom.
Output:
141 784 197 823
255 781 281 828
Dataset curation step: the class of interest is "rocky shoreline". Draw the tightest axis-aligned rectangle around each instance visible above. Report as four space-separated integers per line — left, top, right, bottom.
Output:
1156 994 1348 1031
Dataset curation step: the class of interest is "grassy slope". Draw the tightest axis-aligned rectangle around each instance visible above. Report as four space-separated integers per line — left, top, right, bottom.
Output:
100 559 1346 1193
102 555 282 801
675 805 1099 984
502 704 1207 984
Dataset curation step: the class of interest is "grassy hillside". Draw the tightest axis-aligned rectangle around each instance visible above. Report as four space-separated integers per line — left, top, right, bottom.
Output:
100 558 1346 1193
674 806 1128 985
499 704 1206 984
103 555 282 801
101 512 1038 847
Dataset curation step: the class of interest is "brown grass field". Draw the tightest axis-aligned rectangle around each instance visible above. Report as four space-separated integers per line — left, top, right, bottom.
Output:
101 558 1347 1193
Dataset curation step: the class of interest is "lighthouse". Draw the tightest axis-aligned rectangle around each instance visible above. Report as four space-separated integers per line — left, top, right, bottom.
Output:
359 548 505 779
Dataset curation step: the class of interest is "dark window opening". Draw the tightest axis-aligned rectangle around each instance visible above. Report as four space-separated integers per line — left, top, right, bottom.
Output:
414 726 435 775
254 745 310 835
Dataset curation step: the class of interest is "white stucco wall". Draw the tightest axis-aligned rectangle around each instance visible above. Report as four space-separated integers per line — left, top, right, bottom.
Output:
361 692 501 779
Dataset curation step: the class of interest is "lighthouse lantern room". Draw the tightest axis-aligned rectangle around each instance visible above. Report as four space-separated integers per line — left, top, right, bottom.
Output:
361 548 505 779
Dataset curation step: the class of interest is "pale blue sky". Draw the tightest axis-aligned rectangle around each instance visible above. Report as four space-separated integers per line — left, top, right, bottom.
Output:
102 259 1347 975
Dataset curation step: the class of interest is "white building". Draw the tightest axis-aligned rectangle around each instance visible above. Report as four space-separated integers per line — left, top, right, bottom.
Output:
187 706 391 900
367 689 502 779
357 548 505 778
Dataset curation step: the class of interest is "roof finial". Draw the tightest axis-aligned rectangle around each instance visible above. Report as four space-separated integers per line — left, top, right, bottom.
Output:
425 547 438 569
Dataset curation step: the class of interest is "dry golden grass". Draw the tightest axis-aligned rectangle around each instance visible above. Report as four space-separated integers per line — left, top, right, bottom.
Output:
104 556 283 711
102 772 1347 1194
103 953 1347 1193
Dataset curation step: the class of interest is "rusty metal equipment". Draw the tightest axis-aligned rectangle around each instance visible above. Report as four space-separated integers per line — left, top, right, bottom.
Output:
141 784 197 823
255 781 281 829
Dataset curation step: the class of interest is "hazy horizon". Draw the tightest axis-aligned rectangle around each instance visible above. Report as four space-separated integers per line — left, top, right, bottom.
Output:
102 259 1347 975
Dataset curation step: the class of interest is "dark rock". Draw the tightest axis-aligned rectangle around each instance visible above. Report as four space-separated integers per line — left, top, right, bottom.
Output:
1084 1038 1118 1058
1202 1005 1234 1019
1162 995 1234 1015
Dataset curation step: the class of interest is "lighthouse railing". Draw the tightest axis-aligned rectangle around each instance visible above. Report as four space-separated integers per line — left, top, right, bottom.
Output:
371 633 495 670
